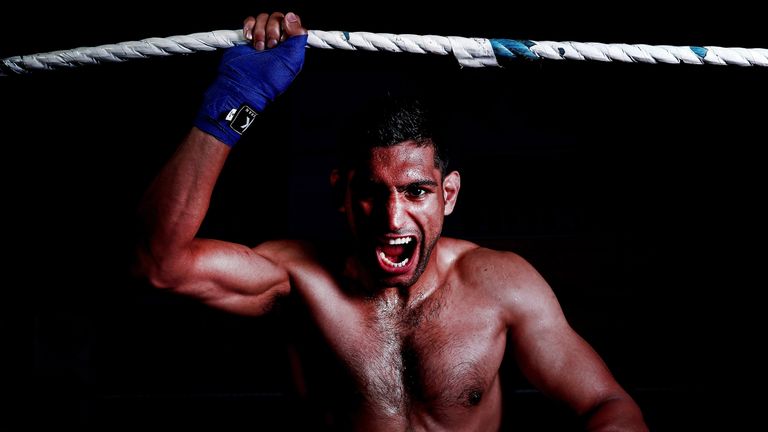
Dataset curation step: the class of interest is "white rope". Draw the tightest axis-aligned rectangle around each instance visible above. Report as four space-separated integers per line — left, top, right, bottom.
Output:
2 29 766 76
527 42 768 66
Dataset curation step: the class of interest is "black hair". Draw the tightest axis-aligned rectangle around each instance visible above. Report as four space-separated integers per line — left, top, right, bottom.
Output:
338 96 449 176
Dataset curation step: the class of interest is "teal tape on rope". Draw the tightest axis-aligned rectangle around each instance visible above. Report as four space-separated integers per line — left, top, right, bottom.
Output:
490 39 540 61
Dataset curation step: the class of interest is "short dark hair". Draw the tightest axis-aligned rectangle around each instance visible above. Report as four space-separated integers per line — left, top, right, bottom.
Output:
338 96 449 176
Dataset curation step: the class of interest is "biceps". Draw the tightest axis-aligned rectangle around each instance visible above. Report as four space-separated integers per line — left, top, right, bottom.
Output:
159 239 291 315
512 326 620 413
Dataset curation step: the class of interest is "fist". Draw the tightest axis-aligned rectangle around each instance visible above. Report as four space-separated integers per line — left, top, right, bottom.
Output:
194 12 308 146
243 12 308 51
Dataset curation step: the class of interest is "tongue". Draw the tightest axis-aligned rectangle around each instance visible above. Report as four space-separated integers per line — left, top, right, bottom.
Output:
381 244 406 260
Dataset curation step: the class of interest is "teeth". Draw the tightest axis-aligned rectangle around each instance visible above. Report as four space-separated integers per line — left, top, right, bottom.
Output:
387 237 412 245
379 252 410 268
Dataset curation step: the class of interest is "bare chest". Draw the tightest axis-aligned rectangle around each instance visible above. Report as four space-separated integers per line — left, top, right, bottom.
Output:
303 284 507 418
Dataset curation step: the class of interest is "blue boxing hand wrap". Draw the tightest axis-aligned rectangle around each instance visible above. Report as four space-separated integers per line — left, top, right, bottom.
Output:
194 34 308 146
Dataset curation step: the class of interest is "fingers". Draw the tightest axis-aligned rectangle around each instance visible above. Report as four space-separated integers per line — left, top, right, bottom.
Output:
243 12 307 51
253 13 269 50
265 12 284 48
282 12 307 39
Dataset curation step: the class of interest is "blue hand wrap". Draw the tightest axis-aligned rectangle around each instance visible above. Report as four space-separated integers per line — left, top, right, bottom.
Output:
194 34 307 146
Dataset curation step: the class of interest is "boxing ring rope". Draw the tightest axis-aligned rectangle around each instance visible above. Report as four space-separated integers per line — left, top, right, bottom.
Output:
2 29 767 76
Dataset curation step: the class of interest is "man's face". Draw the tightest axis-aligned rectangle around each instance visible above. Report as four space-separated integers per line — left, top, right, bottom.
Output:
341 141 460 288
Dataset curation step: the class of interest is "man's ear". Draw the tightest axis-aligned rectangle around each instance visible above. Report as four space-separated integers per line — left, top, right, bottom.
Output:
442 171 461 216
330 169 345 212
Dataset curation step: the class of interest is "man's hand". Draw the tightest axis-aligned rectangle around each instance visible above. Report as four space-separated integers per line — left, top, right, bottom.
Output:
243 12 307 50
194 12 307 147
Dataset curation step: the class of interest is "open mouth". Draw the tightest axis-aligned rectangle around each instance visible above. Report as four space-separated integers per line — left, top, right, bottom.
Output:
375 236 418 274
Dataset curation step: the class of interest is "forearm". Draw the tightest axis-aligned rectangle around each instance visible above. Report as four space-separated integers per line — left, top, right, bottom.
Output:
584 396 648 432
137 13 306 260
138 128 230 266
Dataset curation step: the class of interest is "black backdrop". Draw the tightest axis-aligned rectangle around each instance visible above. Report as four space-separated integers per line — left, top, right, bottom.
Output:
8 1 766 430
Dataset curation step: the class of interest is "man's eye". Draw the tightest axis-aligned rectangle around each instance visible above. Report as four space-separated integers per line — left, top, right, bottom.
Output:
406 187 427 198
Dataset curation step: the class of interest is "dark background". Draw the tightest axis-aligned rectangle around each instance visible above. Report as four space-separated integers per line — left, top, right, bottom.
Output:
7 1 765 430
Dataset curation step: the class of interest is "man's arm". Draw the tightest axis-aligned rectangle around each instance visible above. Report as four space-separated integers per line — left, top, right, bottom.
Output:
501 253 648 431
135 13 307 316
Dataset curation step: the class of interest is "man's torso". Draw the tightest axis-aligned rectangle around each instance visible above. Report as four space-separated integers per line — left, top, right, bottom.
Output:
274 238 512 431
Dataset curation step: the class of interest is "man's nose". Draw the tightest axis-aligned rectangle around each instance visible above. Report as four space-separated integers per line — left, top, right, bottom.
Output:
385 194 406 231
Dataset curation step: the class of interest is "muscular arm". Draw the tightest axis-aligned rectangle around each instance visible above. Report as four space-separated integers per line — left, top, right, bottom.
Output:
501 253 648 431
136 128 290 315
135 12 307 315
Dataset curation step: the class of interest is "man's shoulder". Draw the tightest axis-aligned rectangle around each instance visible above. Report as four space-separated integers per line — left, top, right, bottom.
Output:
441 237 528 270
441 237 543 289
443 238 554 322
253 239 319 264
254 239 347 270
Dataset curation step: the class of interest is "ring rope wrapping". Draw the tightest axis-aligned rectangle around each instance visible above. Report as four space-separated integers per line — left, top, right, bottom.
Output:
2 29 767 76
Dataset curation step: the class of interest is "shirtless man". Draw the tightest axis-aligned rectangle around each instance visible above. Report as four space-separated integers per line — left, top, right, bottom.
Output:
136 11 648 431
